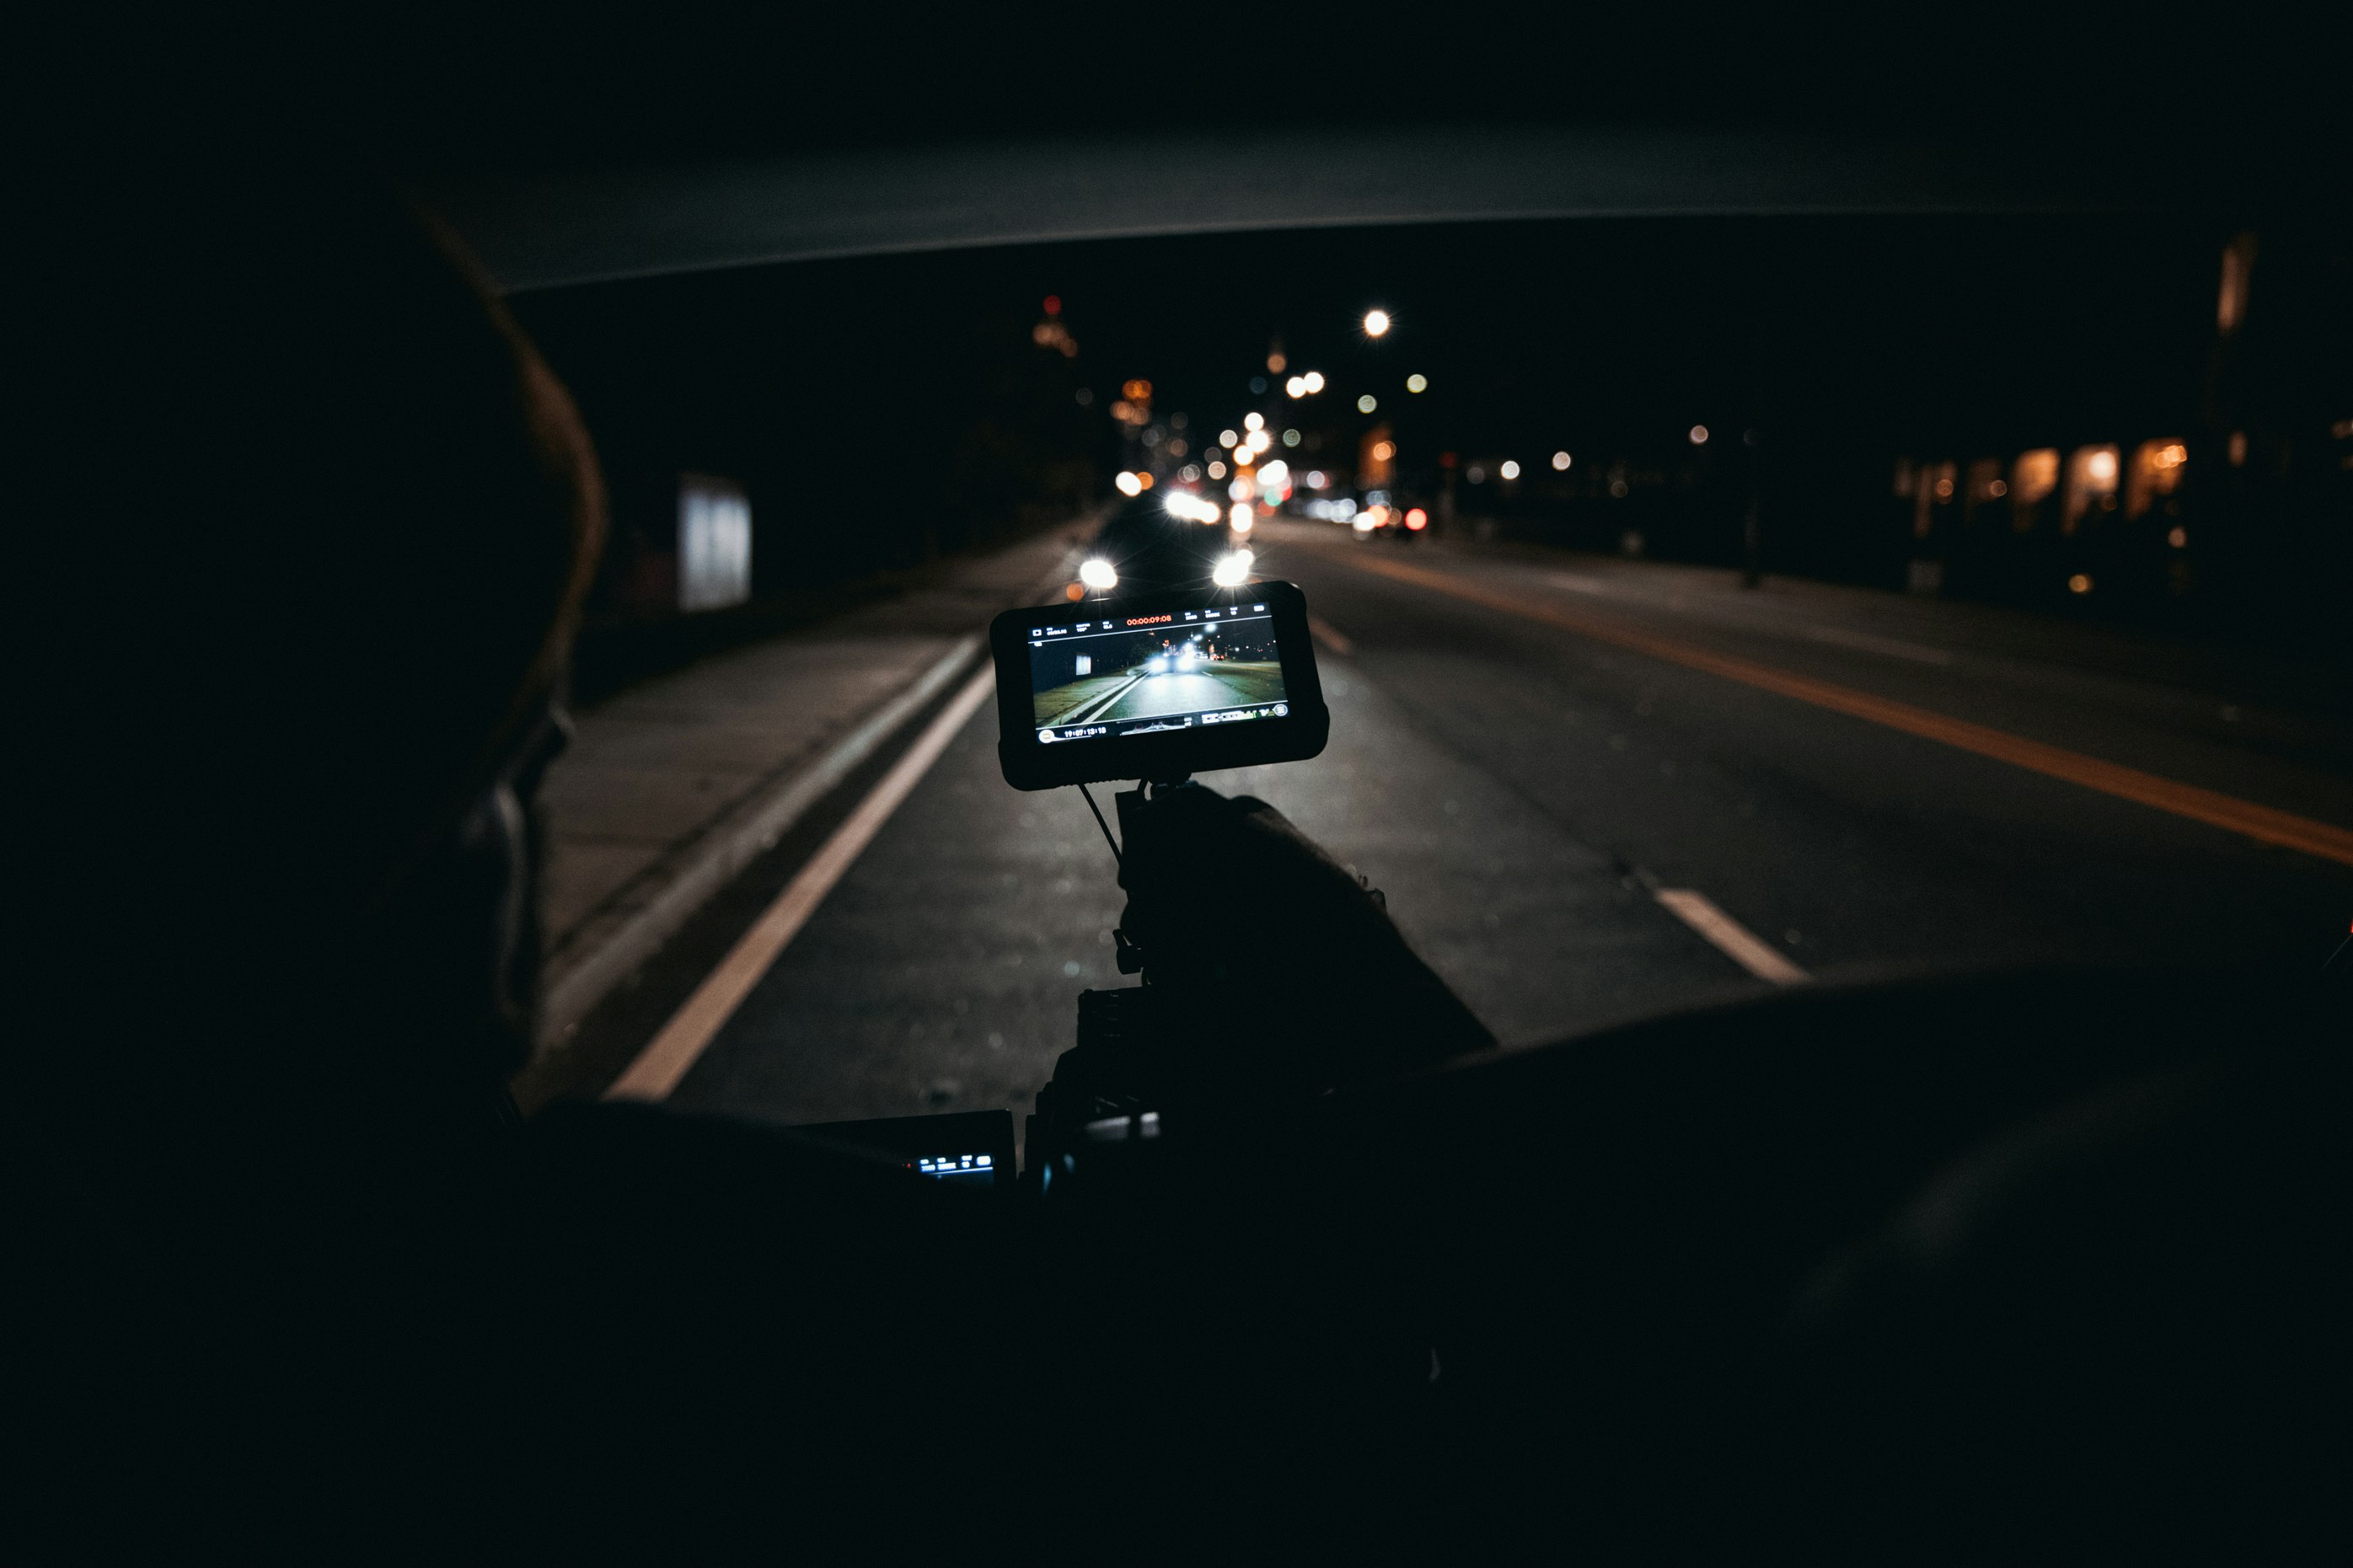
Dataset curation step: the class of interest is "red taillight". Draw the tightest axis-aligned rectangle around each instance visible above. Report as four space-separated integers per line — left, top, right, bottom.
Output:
1405 508 1428 531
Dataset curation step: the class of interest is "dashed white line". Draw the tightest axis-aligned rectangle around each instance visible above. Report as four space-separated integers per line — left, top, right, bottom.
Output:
605 667 997 1102
1653 889 1811 986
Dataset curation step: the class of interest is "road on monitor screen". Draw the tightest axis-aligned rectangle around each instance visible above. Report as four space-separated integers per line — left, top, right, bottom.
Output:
1088 661 1285 724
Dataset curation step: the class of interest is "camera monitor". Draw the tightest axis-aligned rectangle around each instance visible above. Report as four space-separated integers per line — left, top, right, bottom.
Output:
990 581 1329 789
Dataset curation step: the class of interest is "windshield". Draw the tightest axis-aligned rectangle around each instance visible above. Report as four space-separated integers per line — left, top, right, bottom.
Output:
507 210 2353 1125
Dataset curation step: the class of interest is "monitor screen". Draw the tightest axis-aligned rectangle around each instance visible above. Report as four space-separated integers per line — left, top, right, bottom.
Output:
1027 601 1292 747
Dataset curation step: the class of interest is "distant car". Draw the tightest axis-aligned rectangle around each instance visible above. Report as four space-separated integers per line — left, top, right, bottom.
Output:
1142 644 1203 675
1078 493 1254 597
1343 490 1429 542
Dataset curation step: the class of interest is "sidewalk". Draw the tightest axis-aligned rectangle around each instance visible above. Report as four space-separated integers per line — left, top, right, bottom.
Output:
536 521 1093 1046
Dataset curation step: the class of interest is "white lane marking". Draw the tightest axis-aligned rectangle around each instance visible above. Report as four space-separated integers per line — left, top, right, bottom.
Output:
1801 623 1957 666
540 634 980 1047
1545 571 1614 595
604 667 997 1102
1308 614 1355 656
1653 889 1811 986
1054 672 1145 727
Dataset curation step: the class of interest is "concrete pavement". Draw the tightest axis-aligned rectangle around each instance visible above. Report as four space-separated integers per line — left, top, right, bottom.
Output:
533 519 1094 1058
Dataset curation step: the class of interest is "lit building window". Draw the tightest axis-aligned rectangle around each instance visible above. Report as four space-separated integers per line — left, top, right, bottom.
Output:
2125 438 2190 520
2007 449 2060 532
2061 445 2121 536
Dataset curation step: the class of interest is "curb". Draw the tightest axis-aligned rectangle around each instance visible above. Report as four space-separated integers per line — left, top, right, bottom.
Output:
533 532 1094 1052
538 633 985 1046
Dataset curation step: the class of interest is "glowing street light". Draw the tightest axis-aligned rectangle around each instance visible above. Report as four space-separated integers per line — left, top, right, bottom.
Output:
1499 460 1522 481
1689 425 1710 446
1302 371 1326 393
1113 470 1144 496
1357 394 1378 414
1285 377 1307 399
1244 412 1265 431
1552 451 1573 471
1406 373 1428 393
1363 310 1391 337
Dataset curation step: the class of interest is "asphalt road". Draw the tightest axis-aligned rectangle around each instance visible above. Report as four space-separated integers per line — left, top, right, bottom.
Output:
1093 661 1288 724
643 520 2353 1136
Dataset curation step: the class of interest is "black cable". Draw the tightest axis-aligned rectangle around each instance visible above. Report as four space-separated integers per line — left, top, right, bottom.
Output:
1076 782 1122 864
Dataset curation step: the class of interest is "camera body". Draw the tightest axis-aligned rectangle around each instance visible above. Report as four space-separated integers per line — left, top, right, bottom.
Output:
989 581 1329 790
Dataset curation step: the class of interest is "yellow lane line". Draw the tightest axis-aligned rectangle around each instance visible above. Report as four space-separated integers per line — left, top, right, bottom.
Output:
1337 552 2353 869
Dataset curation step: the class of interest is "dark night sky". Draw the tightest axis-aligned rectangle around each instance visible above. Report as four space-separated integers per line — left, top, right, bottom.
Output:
519 211 2226 505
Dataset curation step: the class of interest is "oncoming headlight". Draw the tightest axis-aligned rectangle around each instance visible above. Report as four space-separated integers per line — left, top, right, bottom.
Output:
1079 558 1118 591
1212 550 1254 587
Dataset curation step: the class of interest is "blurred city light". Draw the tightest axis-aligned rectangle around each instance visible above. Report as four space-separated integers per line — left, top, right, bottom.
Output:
1113 470 1144 496
2088 449 2119 483
1552 451 1572 471
1285 377 1307 399
1305 469 1327 489
1404 507 1428 531
1353 513 1378 533
1246 428 1272 453
1213 549 1256 586
1219 429 1239 448
1281 429 1300 447
1303 371 1326 393
1245 412 1265 432
1080 558 1119 590
1235 446 1256 466
1406 374 1428 393
1363 310 1391 337
1207 460 1228 479
1499 459 1520 480
1689 425 1710 446
2168 527 2190 548
1230 504 1253 531
1357 394 1378 414
1370 441 1396 463
2068 573 2094 594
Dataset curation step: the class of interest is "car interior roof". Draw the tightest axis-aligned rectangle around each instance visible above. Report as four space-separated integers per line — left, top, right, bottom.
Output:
57 14 2329 295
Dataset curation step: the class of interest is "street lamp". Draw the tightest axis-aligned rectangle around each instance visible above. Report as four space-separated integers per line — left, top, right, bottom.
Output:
1363 309 1391 337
